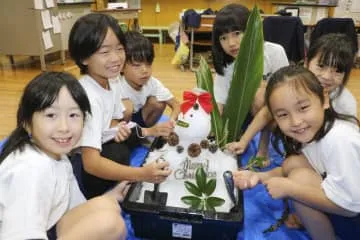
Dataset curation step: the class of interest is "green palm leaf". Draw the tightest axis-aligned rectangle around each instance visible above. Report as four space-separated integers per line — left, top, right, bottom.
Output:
223 6 264 143
196 57 224 146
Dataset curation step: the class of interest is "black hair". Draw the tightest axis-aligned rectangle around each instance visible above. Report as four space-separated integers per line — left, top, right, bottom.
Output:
124 31 154 64
68 13 126 74
306 33 355 96
265 65 359 155
212 4 250 75
0 72 91 163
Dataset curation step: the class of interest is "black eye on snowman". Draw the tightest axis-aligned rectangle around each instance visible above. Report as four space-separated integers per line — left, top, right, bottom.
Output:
193 103 199 110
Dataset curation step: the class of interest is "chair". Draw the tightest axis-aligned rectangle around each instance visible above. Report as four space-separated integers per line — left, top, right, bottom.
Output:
0 138 6 152
284 7 300 17
263 16 305 63
310 18 358 55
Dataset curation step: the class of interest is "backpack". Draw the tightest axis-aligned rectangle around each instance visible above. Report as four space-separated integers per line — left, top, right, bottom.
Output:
182 9 201 29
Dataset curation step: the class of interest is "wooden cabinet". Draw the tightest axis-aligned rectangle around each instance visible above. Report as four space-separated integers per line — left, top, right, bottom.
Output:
57 2 94 51
0 0 64 71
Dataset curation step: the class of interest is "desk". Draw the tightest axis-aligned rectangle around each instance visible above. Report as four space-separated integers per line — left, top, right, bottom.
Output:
141 26 168 44
186 14 275 71
93 8 140 30
187 15 215 71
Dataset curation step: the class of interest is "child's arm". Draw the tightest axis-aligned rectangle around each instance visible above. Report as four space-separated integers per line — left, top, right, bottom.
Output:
107 120 132 142
151 77 179 122
141 121 175 137
165 97 181 122
240 106 273 144
233 167 283 189
81 147 171 182
264 140 360 217
226 106 273 154
105 181 131 202
263 176 356 217
120 98 134 123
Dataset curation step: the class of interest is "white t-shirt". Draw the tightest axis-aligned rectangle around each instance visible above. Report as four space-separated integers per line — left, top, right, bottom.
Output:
118 75 174 113
214 41 289 105
0 145 85 240
331 87 357 117
302 120 360 212
79 75 126 151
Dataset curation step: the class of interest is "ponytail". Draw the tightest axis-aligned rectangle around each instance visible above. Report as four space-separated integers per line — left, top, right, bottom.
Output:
0 127 33 163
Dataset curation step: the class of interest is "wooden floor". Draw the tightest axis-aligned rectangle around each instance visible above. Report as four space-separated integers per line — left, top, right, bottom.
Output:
0 43 360 139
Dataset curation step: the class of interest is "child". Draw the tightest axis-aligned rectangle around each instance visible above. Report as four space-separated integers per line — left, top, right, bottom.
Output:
212 3 289 115
68 13 173 199
233 65 360 240
0 72 126 240
307 33 357 116
212 3 289 161
226 33 358 158
120 31 180 127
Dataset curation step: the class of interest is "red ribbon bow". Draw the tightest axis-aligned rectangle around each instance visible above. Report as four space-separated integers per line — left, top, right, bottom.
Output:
180 91 213 114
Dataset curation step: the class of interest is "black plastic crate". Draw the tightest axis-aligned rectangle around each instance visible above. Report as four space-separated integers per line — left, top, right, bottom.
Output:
123 182 243 239
122 137 244 239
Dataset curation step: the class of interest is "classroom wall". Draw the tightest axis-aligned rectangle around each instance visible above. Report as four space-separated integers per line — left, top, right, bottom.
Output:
94 0 296 27
137 0 293 27
333 0 360 22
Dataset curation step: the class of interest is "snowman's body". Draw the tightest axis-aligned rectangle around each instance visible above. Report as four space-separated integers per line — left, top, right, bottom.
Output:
174 98 211 150
138 89 238 212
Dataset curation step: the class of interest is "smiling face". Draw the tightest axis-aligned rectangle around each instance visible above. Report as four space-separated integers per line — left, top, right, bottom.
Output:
83 28 125 85
28 86 84 160
307 53 345 93
219 30 244 58
123 61 152 90
269 83 328 143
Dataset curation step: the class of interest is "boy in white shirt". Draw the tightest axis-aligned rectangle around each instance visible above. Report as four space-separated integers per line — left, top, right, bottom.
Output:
69 14 173 199
119 31 180 127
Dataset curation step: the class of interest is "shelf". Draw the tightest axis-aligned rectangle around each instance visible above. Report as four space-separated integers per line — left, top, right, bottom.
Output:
192 40 212 46
272 2 337 7
57 1 95 6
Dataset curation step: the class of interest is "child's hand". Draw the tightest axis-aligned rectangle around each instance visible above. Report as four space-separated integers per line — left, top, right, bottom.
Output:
106 181 131 202
168 119 177 128
114 121 131 142
263 177 291 199
145 121 175 137
226 140 248 154
232 170 260 189
142 160 172 183
251 80 267 115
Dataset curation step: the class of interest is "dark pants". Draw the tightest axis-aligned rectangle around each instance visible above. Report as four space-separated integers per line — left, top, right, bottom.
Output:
81 130 140 199
328 213 360 239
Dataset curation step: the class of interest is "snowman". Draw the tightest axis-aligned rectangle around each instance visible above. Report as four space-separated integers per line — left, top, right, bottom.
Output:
172 88 213 152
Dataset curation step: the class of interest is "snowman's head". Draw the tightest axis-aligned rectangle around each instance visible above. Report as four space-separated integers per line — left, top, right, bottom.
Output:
174 88 213 144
